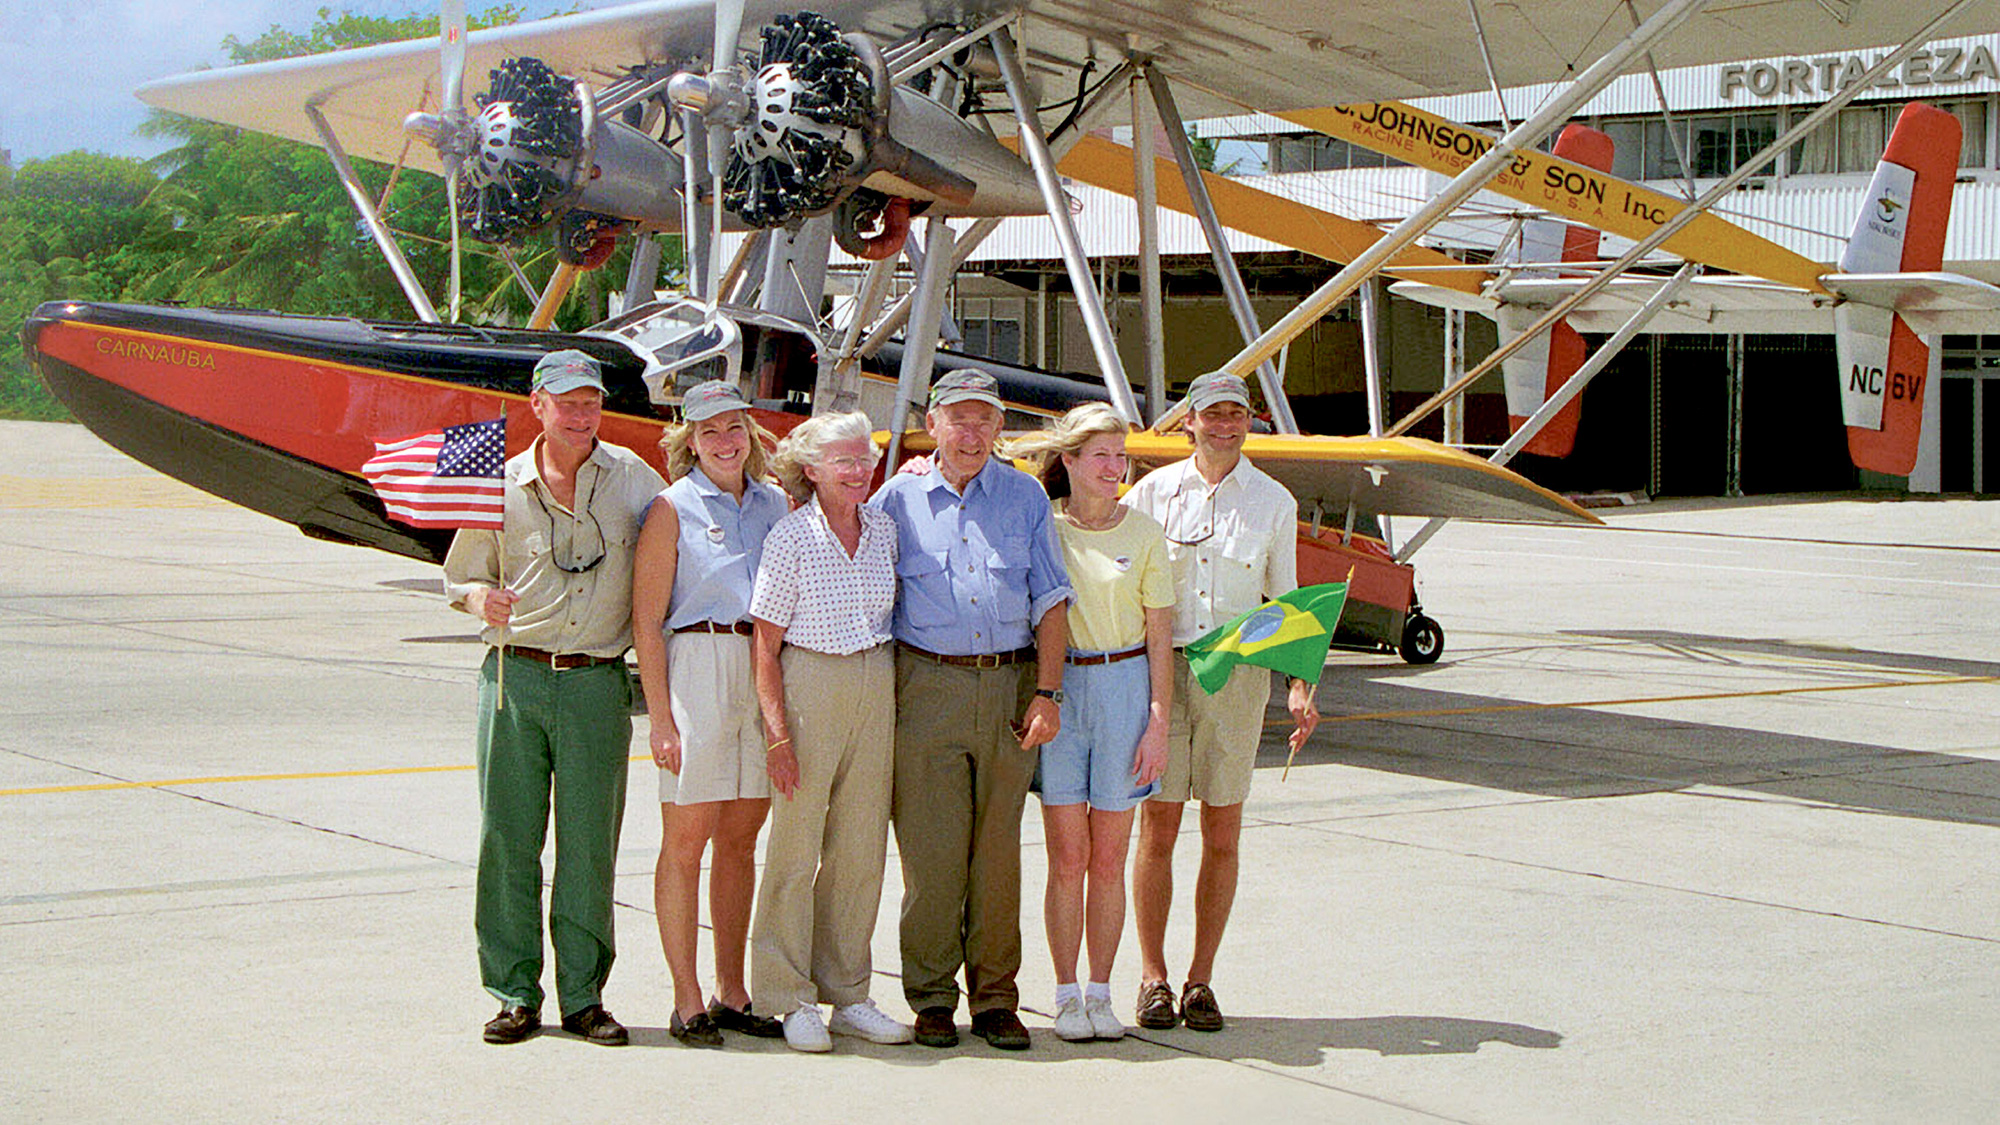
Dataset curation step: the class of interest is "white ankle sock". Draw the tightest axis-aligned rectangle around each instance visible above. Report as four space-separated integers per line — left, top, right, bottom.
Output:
1085 981 1111 1002
1055 981 1081 1006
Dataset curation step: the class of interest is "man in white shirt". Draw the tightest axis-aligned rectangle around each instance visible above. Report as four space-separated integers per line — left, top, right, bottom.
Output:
1120 371 1319 1033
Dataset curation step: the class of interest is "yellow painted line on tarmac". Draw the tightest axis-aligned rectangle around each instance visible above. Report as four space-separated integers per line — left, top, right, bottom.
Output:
10 674 1994 798
1261 673 1999 728
0 474 226 509
0 755 656 798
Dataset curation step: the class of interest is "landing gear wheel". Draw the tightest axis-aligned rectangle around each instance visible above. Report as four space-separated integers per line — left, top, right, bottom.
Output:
1399 613 1444 665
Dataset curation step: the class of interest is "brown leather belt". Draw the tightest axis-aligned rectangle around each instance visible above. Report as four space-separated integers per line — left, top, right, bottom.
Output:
672 621 754 636
1067 646 1146 666
897 642 1035 668
507 647 623 671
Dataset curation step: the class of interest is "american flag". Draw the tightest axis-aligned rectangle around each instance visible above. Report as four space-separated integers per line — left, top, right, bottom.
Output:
360 416 507 529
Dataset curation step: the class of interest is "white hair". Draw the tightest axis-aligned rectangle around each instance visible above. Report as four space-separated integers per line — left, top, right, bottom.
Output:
770 411 881 501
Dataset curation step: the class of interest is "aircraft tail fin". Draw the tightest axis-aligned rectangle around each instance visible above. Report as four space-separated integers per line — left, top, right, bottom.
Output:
1834 102 1959 476
1500 123 1613 458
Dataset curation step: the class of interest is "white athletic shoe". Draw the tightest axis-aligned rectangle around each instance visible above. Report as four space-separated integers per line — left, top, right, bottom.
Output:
1084 995 1124 1040
783 1005 832 1053
829 999 914 1045
1052 996 1094 1041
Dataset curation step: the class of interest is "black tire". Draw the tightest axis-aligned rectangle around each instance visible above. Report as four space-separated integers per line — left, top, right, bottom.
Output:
1398 613 1444 665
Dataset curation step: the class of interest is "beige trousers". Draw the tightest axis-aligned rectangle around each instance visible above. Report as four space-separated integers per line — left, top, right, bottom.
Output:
892 651 1036 1015
751 644 896 1014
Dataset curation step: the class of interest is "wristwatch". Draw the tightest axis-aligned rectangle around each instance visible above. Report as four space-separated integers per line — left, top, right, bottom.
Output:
1035 687 1065 704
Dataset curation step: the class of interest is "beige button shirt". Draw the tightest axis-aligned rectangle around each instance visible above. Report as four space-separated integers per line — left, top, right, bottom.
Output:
1122 454 1299 647
443 437 665 658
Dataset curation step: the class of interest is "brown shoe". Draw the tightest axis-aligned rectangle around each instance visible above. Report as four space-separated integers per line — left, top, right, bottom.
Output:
914 1005 959 1048
560 1004 630 1046
1135 980 1177 1030
970 1008 1031 1051
1180 982 1224 1032
482 1004 541 1044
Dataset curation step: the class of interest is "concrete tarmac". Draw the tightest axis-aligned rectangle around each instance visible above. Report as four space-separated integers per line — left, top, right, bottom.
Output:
2 420 1995 1123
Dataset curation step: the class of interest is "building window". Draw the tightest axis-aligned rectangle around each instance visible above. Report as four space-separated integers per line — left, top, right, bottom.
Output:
1788 97 1991 174
956 296 1025 364
1268 134 1409 173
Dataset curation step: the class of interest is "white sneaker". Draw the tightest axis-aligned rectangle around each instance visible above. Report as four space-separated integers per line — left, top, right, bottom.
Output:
1052 996 1094 1041
783 1005 832 1053
1084 995 1124 1040
829 999 914 1045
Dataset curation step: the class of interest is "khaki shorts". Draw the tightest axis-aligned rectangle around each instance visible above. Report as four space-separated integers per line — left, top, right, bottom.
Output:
661 632 769 804
1151 657 1270 808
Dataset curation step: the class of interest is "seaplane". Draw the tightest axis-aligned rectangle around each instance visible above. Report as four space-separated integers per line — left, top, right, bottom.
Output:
21 0 2000 664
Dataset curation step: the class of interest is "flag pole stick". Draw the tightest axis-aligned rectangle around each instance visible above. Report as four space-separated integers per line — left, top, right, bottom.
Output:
1282 566 1354 783
495 405 509 711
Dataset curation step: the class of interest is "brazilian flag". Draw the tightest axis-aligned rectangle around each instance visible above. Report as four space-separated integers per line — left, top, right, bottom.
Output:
1184 583 1349 694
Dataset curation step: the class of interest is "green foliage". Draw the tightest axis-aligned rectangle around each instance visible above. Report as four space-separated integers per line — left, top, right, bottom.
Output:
3 4 660 422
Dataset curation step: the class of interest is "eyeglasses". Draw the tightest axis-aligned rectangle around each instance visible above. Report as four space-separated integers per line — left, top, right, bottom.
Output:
1163 482 1217 546
528 475 607 573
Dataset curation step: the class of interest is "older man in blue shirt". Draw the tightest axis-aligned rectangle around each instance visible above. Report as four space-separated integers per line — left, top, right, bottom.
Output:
874 370 1071 1051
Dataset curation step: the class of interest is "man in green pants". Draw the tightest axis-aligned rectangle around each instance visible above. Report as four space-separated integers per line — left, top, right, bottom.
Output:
443 349 665 1046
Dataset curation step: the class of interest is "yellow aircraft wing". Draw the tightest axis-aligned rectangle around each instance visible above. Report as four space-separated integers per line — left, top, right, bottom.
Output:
1282 102 1833 295
1123 432 1602 525
1051 135 1485 294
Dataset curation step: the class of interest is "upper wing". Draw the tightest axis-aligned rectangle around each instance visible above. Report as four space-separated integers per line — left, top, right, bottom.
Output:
1391 272 2000 336
138 1 2000 170
1124 432 1602 524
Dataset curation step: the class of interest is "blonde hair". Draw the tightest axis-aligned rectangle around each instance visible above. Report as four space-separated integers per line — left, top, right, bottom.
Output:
769 411 880 502
659 408 777 482
998 402 1129 499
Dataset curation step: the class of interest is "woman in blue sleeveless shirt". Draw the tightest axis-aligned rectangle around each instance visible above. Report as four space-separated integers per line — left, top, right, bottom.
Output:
632 381 790 1047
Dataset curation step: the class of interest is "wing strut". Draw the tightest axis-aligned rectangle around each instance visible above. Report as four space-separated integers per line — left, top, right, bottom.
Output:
1131 63 1167 426
1146 65 1298 433
1386 0 1979 439
306 104 440 324
1154 0 1713 434
1395 262 1698 563
992 26 1143 426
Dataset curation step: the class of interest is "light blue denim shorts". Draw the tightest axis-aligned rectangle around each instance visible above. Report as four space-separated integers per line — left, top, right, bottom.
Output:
1034 653 1158 811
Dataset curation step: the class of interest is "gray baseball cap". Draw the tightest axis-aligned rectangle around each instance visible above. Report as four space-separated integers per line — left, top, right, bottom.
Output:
928 369 1004 411
679 379 752 422
531 349 607 395
1184 370 1251 413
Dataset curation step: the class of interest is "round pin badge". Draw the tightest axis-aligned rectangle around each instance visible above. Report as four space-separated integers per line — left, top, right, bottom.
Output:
1113 555 1133 572
706 525 726 544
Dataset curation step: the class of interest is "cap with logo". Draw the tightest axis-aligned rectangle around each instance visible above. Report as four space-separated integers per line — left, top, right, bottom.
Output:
928 369 1004 411
531 349 607 395
680 379 752 422
1184 370 1251 413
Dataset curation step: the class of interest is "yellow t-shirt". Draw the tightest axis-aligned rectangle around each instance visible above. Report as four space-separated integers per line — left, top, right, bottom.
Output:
1053 502 1176 652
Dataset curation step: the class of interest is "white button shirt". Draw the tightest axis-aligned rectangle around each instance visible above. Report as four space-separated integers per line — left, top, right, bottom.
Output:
1122 454 1299 647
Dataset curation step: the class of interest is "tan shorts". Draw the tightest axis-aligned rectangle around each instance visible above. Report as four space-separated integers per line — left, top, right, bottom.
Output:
1151 657 1270 808
661 632 769 804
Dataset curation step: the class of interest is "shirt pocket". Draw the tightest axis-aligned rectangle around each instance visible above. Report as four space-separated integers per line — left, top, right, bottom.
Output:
895 551 958 628
987 540 1032 627
508 530 548 577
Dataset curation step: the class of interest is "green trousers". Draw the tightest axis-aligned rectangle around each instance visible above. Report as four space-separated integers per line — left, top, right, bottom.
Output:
475 650 632 1017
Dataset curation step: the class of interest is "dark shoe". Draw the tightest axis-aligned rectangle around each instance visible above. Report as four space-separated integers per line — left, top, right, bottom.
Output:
482 1004 541 1044
1180 982 1224 1032
561 1004 630 1046
669 1008 724 1048
1135 980 1178 1030
969 1008 1032 1051
913 1005 959 1049
708 999 784 1039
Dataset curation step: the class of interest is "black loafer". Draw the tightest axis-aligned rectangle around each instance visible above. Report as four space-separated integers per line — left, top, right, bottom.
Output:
1180 983 1224 1032
913 1005 959 1048
708 999 784 1039
1135 980 1178 1030
670 1008 724 1048
969 1008 1031 1051
560 1004 630 1046
483 1004 541 1044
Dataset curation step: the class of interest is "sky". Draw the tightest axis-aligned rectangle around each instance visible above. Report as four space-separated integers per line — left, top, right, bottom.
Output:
0 1 582 166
